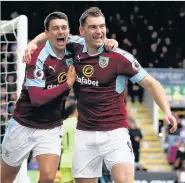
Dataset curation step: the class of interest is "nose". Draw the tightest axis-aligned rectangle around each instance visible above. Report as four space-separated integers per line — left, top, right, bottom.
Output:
95 27 101 34
58 27 64 33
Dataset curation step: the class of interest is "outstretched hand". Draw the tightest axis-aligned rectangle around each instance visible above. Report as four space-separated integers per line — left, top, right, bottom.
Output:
164 113 177 133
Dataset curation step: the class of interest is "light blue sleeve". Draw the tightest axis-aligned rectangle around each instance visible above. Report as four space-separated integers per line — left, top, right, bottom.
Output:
24 64 45 88
130 68 149 84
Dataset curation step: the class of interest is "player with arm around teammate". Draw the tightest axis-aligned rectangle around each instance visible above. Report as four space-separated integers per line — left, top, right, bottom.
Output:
1 12 76 183
68 7 177 183
2 11 118 183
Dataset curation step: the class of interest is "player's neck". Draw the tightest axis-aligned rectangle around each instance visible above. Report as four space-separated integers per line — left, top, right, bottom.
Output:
51 45 65 59
86 45 100 56
54 49 65 59
56 51 65 59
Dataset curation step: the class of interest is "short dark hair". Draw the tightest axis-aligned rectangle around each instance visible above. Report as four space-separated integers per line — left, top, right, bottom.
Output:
44 12 69 30
79 7 105 27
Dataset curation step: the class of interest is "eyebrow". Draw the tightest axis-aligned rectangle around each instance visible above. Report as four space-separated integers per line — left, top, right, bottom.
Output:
88 23 106 27
52 25 68 28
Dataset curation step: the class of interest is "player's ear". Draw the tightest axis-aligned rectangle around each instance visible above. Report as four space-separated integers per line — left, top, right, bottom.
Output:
79 26 84 37
45 30 49 38
45 30 48 34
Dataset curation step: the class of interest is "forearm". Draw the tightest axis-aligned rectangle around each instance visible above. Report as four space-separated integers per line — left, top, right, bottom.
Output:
146 79 171 114
31 32 47 46
28 82 69 107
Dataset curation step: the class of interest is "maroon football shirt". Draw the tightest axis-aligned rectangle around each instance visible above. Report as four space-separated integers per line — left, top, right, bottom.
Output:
13 41 73 129
70 37 148 131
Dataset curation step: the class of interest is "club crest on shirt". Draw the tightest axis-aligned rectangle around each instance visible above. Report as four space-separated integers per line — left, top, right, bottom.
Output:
99 56 109 68
34 69 44 80
65 58 74 67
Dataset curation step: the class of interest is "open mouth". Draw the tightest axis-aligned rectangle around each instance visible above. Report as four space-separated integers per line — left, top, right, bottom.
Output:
93 36 103 41
57 37 65 44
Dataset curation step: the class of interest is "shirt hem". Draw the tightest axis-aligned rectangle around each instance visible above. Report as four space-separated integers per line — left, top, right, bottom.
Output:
12 116 63 129
76 123 128 131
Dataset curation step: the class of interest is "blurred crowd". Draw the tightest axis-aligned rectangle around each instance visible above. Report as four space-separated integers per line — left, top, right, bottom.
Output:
106 3 185 69
163 111 185 183
1 2 185 182
1 1 185 68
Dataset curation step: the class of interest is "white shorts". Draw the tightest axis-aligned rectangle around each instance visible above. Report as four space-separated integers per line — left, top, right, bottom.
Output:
72 128 135 178
2 118 63 167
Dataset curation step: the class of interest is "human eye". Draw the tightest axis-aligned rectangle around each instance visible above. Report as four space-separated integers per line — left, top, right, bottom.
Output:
62 25 67 30
89 25 96 29
53 26 59 31
100 24 106 29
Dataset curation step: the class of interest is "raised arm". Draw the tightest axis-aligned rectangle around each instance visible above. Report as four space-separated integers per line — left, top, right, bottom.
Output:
24 33 118 63
30 32 47 46
24 32 47 62
138 75 177 133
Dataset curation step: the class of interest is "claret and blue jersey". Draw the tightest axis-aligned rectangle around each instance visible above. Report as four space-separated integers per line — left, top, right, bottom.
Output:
13 41 73 129
13 36 148 131
68 36 149 131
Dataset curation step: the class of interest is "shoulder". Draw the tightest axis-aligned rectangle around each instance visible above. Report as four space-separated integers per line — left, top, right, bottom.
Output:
67 35 85 55
29 44 48 65
67 35 84 45
110 48 136 62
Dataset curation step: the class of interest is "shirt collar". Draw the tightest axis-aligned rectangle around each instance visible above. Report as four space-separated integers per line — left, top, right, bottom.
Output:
82 38 105 54
45 40 71 58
